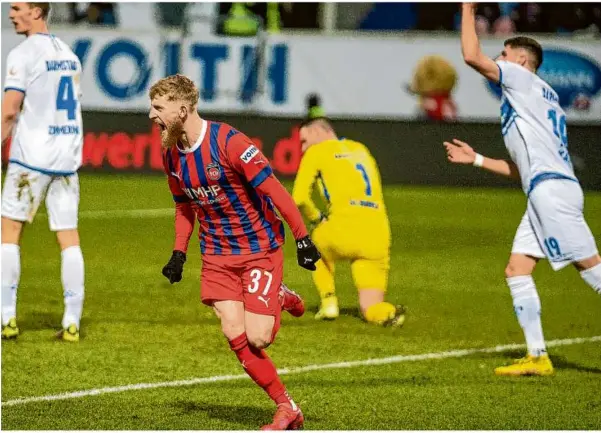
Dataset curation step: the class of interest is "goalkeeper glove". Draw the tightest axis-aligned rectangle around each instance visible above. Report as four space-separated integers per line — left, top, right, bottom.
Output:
296 235 321 271
311 212 327 226
162 250 186 284
309 212 327 232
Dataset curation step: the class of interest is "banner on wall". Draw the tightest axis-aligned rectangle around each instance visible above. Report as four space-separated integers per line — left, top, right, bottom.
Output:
1 30 600 123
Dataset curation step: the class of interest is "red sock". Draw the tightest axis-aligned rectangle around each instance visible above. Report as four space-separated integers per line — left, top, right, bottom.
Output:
229 333 292 406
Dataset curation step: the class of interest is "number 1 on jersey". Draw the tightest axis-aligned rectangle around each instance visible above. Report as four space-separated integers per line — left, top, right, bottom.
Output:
355 163 372 197
56 76 77 121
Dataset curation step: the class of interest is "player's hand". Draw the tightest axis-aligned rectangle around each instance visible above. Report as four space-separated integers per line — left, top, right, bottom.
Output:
462 2 477 11
162 250 186 284
296 236 321 271
310 212 327 231
443 138 477 165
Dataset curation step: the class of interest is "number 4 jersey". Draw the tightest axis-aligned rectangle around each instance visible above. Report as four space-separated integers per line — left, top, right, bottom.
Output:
4 33 83 174
497 60 577 195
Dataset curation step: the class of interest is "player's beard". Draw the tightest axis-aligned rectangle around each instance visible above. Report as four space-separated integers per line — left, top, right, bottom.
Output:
161 119 184 149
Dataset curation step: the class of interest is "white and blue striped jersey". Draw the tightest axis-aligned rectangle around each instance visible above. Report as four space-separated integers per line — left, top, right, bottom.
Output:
496 60 577 195
3 33 83 175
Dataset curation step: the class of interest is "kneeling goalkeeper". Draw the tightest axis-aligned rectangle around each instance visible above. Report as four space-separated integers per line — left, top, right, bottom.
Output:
292 117 404 326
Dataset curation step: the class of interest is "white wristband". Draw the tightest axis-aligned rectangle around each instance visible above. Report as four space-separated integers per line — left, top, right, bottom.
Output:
473 153 484 168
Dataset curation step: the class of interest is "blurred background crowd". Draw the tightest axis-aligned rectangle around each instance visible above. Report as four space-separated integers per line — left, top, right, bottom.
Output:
2 2 600 37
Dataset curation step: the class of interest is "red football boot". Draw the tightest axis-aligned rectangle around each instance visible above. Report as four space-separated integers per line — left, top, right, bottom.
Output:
278 283 305 318
261 403 304 430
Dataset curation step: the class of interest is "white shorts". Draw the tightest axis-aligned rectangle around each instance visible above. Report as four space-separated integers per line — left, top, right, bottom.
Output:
511 179 598 271
1 162 79 231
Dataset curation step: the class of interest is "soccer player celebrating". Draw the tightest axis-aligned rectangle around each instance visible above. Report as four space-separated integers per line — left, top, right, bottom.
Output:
149 74 320 430
2 3 85 341
444 2 601 376
292 117 405 327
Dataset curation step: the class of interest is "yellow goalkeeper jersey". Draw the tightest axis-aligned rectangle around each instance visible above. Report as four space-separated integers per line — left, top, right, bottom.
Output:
292 138 387 222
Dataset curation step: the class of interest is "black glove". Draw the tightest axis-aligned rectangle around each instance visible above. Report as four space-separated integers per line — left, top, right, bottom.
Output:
296 236 321 271
162 250 186 284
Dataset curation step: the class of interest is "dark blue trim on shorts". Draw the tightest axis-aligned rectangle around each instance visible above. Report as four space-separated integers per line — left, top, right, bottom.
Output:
527 172 579 196
9 159 76 176
4 87 25 94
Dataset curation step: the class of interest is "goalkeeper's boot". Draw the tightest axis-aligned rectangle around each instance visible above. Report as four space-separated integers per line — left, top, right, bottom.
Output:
384 305 406 328
315 295 339 321
261 403 304 430
56 324 79 342
1 317 19 340
279 283 305 318
494 354 554 376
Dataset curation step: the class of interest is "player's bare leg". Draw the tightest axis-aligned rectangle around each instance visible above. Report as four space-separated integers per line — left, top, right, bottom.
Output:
313 256 339 320
575 254 601 296
496 253 553 376
1 217 23 339
214 301 303 430
55 229 84 342
359 289 405 328
278 283 305 318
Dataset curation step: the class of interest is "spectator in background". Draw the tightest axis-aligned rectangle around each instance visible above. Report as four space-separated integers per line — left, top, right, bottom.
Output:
306 94 325 120
492 2 517 35
511 3 546 33
417 3 461 31
406 55 458 122
218 3 318 35
70 3 117 26
547 2 601 35
156 2 189 27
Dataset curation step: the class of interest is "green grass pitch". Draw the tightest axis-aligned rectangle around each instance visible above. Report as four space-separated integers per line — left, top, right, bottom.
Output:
2 174 601 430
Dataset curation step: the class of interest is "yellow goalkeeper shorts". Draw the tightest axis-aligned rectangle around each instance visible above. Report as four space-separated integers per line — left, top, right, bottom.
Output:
311 211 391 291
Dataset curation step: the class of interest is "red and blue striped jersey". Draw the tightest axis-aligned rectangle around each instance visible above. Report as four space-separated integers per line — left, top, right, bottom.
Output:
162 121 285 255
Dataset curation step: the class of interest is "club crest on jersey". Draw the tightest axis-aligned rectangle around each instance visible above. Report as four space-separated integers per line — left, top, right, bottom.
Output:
240 144 259 164
206 162 222 181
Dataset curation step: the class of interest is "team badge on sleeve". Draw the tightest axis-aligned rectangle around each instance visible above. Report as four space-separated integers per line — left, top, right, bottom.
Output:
206 162 222 181
240 144 259 164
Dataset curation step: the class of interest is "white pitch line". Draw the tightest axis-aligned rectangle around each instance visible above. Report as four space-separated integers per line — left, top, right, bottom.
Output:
2 335 600 408
77 208 173 219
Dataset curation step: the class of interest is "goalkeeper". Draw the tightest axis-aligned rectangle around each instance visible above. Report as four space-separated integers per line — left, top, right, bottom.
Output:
292 117 404 327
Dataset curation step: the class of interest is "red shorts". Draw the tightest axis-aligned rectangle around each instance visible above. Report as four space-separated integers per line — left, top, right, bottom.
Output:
201 248 283 317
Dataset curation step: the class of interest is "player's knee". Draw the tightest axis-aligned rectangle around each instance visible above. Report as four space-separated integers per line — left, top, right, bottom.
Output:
56 229 80 251
574 254 601 272
246 329 272 350
505 262 532 278
1 217 23 245
220 320 245 342
504 263 517 278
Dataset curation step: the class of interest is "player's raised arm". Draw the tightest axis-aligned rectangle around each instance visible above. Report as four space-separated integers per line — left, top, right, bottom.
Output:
226 133 321 271
443 138 520 180
292 148 324 225
461 3 500 83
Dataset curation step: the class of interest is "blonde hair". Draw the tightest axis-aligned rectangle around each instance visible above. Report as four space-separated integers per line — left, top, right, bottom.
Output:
149 74 199 109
